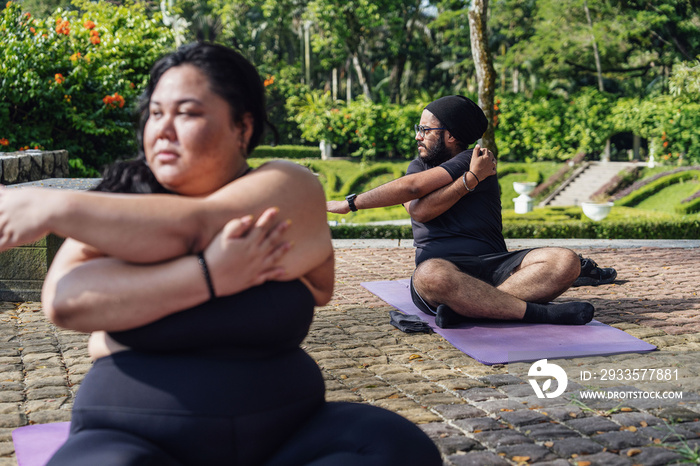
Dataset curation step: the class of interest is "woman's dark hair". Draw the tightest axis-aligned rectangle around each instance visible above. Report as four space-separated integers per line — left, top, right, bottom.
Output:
95 42 268 194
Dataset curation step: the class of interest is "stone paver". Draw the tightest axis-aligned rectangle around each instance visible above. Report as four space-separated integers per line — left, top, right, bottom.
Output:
1 243 700 465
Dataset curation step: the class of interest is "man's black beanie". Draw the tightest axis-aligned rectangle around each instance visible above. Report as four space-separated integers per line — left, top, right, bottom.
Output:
424 95 487 146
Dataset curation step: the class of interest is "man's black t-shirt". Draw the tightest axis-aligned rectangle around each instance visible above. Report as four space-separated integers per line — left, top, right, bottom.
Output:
407 149 507 264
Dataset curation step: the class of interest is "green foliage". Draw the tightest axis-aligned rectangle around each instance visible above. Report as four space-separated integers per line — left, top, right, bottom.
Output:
287 90 424 160
493 88 700 164
0 0 172 169
68 156 101 177
670 57 700 97
496 88 615 161
249 145 321 159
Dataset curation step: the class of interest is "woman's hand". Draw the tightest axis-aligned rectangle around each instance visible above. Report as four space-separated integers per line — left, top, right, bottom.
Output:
468 144 497 184
0 186 55 251
204 207 292 297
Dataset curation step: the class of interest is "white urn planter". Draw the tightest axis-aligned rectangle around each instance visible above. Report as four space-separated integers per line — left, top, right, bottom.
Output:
513 181 537 214
581 201 613 221
319 140 333 160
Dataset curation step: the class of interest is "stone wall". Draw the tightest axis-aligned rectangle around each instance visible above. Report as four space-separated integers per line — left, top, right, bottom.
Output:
0 150 70 185
0 153 93 301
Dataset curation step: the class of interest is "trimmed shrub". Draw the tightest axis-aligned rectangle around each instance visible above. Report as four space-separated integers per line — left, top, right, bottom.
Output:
616 170 700 207
249 145 321 159
330 224 413 240
338 163 404 197
330 218 700 240
677 191 700 215
612 167 700 201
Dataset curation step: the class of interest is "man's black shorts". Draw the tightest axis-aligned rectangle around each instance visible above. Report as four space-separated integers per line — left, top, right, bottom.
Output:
410 249 534 316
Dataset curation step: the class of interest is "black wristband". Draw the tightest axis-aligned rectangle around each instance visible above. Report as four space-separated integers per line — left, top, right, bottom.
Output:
197 252 216 300
346 193 358 212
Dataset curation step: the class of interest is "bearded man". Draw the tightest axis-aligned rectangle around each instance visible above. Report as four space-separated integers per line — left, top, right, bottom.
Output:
328 96 616 328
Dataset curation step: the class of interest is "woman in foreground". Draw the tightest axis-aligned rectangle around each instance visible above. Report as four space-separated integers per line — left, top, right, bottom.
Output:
0 43 440 465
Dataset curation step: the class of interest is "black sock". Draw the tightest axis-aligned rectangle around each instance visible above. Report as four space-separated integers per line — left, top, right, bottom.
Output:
435 304 471 329
523 301 594 325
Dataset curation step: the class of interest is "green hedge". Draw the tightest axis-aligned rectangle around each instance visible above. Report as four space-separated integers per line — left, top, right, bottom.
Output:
331 219 700 240
677 196 700 215
330 224 413 239
249 145 320 159
502 219 700 239
338 163 404 197
616 170 700 207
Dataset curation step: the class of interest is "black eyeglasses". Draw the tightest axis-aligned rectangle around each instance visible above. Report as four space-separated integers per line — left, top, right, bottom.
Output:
414 124 446 138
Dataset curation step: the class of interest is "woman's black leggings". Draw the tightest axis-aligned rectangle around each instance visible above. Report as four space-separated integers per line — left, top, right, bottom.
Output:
50 281 440 465
48 351 440 466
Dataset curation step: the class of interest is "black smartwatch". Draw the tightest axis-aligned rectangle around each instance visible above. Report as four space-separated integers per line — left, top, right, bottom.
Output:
345 193 358 212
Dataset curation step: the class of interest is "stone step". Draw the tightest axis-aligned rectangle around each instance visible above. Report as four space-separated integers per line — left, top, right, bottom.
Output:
547 161 640 206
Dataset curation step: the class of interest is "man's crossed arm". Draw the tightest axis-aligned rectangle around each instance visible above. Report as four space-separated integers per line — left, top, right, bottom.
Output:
326 144 496 221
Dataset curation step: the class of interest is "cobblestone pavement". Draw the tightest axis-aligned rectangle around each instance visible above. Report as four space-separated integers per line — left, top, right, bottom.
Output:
2 245 700 465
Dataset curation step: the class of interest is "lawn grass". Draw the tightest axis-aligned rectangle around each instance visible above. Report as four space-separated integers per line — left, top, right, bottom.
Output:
634 178 700 213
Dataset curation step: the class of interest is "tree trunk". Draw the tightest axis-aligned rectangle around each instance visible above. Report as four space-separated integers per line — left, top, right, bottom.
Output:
389 55 407 103
468 0 498 157
583 0 604 92
332 68 338 101
346 59 353 102
304 21 312 86
352 53 372 101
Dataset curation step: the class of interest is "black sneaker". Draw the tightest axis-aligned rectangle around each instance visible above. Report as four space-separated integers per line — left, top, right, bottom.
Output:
573 255 617 287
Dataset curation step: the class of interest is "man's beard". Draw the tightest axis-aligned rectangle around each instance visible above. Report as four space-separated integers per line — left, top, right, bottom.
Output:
418 133 451 167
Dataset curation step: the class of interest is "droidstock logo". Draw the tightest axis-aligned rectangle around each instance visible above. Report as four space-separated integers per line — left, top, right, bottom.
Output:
528 359 568 398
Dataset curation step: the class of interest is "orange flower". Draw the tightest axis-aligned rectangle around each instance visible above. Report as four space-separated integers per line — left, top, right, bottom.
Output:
55 19 70 35
55 73 65 84
70 52 81 61
24 12 30 18
90 35 100 44
494 105 499 111
0 138 9 146
64 94 71 103
83 20 95 30
263 76 275 87
663 141 669 148
90 29 99 37
30 27 35 34
5 2 12 8
103 92 125 109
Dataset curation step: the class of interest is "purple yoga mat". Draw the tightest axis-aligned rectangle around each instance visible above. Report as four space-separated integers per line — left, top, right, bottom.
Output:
362 279 656 365
12 422 70 466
